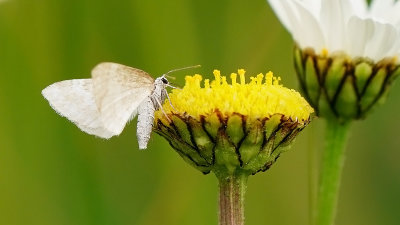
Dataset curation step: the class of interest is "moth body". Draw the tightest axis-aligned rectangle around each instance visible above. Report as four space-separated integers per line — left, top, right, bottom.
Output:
136 77 168 149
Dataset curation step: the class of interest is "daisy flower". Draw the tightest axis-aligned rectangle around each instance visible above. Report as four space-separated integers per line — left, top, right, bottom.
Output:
154 69 313 225
268 0 400 121
154 69 313 175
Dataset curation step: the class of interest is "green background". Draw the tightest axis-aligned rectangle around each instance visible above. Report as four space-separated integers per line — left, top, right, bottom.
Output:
0 0 399 224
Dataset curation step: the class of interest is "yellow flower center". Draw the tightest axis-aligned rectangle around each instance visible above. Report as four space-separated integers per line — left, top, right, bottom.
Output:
159 69 314 121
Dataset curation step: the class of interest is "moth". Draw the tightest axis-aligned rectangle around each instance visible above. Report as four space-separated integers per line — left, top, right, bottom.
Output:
42 62 197 149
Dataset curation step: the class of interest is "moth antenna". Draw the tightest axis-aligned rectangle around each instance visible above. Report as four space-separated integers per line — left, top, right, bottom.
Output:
164 65 201 76
165 75 176 80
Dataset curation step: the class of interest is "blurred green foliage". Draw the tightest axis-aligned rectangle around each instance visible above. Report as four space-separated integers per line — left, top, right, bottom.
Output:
0 0 399 224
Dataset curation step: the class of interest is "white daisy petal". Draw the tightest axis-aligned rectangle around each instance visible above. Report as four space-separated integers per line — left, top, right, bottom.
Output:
364 21 398 60
320 0 347 51
268 0 400 61
346 16 375 59
298 0 321 17
289 0 325 51
348 0 369 17
370 0 395 19
383 2 400 27
268 0 325 51
390 29 400 57
268 0 295 34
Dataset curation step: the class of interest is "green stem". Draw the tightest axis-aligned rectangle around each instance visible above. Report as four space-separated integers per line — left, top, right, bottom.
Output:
217 171 248 225
308 125 318 225
316 120 351 225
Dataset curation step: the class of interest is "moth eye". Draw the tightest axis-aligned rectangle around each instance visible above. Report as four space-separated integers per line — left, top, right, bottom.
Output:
162 77 168 84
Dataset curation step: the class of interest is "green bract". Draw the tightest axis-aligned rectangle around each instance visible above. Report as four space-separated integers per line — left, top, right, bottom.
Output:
155 112 309 176
294 46 400 122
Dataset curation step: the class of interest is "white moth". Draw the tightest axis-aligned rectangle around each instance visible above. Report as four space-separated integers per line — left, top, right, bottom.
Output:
42 62 177 149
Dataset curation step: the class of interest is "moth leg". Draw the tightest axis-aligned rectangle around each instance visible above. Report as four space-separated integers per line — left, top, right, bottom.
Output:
153 96 171 122
166 83 182 90
164 89 177 112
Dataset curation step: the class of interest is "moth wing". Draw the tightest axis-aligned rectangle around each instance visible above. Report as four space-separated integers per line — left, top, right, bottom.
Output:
92 62 155 135
42 79 115 138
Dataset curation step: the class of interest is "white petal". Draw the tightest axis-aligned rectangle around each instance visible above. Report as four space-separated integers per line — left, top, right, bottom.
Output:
346 16 375 58
298 0 321 17
393 2 400 25
368 0 400 27
370 0 395 17
393 29 400 56
268 0 295 35
379 1 400 26
289 0 325 51
348 0 368 17
268 0 400 61
364 21 399 60
320 0 349 51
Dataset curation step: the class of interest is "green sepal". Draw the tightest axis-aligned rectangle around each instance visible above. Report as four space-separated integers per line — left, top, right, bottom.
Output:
226 114 245 146
244 145 273 174
294 47 305 83
294 46 400 121
204 112 221 140
238 119 264 165
325 57 346 100
388 66 400 84
316 58 329 79
360 68 386 111
335 76 358 119
243 122 275 173
264 114 282 138
155 113 310 176
354 61 373 94
275 122 299 148
318 92 336 120
272 120 296 150
214 131 240 175
187 117 214 164
171 115 194 147
305 56 320 105
155 119 211 173
172 143 211 174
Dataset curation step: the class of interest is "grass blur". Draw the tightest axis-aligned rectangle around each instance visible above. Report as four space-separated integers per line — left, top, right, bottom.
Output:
0 0 399 224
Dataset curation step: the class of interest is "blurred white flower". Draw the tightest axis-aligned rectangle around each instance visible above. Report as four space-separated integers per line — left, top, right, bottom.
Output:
268 0 400 61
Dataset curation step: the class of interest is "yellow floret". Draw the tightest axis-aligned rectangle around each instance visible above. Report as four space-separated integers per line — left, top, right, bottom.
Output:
160 69 314 121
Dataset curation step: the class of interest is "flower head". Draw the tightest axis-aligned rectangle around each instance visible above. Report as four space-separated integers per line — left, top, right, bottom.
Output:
154 70 313 176
268 0 400 61
268 0 400 121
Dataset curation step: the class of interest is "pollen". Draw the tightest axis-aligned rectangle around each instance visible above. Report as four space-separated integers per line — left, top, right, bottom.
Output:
159 69 314 121
321 48 329 57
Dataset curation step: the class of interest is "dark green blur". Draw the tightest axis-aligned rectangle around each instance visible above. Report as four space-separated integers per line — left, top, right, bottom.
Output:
0 0 399 225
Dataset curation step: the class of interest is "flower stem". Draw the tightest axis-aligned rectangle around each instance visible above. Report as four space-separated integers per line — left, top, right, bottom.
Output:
308 125 318 225
316 120 351 225
217 171 248 225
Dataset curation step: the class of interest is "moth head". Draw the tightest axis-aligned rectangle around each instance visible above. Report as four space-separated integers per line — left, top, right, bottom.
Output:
154 75 169 86
158 65 201 88
161 76 169 84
